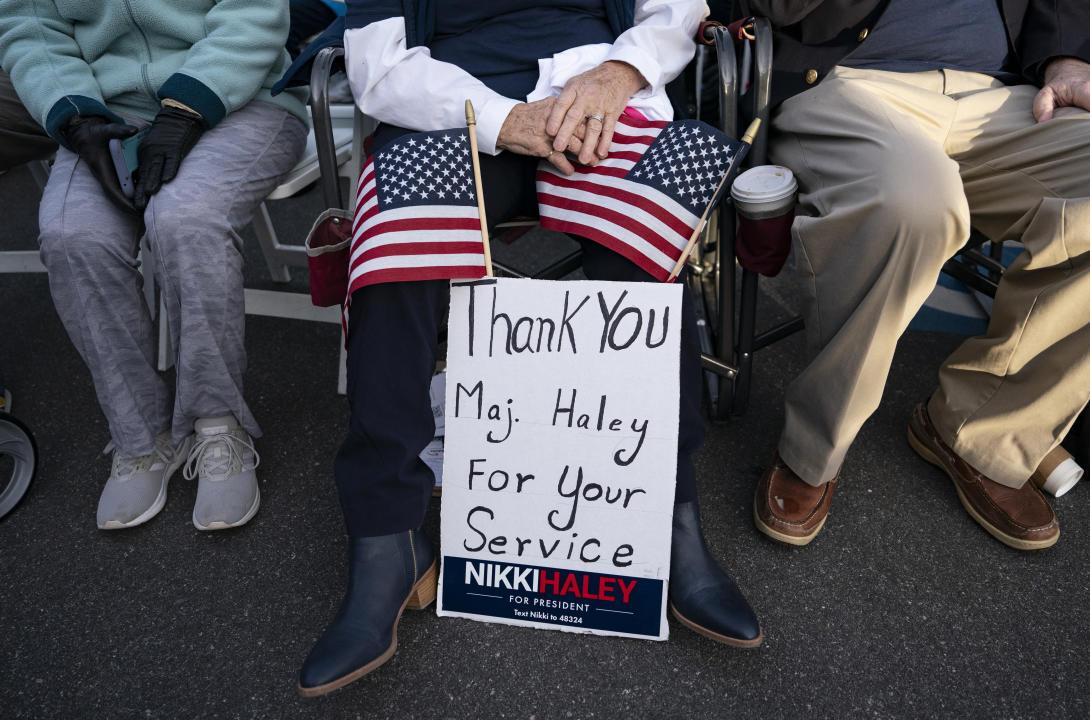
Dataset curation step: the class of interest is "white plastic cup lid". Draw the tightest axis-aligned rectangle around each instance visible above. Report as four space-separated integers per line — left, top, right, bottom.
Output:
731 165 797 204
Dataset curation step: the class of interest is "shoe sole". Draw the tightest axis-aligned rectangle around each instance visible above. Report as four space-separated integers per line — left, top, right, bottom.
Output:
669 602 763 648
193 486 261 531
297 559 438 698
99 438 192 530
907 424 1058 551
752 500 825 546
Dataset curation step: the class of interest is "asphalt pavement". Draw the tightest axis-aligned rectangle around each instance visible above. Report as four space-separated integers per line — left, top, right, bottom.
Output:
2 161 1089 719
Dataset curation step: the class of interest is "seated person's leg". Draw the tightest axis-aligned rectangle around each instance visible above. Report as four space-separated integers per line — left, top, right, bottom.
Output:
755 68 971 545
300 130 539 696
334 278 449 539
143 101 307 531
37 145 178 527
911 80 1090 550
576 240 761 647
37 147 176 529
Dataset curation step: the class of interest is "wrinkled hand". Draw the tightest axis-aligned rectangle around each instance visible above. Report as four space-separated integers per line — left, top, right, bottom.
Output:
134 105 205 210
497 97 577 175
546 60 646 165
1034 57 1090 122
63 115 139 213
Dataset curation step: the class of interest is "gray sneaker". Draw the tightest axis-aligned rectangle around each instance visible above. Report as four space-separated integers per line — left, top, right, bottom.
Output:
98 432 192 530
184 415 261 531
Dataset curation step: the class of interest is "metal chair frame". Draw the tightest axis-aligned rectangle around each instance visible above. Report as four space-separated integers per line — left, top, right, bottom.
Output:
685 19 804 419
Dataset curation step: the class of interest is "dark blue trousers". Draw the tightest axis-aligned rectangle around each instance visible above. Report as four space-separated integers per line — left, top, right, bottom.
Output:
335 136 705 537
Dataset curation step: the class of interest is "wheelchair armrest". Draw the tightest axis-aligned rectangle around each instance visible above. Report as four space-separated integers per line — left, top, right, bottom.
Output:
310 46 347 210
749 18 773 165
708 24 739 138
707 18 773 163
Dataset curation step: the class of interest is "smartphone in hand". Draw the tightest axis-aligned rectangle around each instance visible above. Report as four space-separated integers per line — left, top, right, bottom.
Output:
109 128 147 199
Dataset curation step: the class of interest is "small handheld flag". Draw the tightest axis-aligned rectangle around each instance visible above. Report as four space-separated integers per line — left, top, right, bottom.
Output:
536 114 754 283
346 128 487 295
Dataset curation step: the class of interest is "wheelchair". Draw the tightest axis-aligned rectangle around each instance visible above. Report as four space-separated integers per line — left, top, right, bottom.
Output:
296 16 782 421
0 375 37 520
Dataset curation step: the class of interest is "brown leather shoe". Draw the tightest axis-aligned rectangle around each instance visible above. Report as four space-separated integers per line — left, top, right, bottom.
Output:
908 400 1058 551
754 455 838 546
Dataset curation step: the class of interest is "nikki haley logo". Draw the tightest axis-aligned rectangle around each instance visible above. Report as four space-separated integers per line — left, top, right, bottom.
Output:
465 561 637 603
442 557 664 637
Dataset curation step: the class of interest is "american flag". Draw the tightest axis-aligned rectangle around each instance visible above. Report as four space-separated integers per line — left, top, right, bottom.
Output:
346 128 486 294
536 114 745 282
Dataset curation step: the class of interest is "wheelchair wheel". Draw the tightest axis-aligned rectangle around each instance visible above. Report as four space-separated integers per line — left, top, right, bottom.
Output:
0 413 37 520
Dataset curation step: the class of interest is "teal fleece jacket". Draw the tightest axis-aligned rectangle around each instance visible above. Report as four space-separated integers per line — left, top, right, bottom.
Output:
0 0 309 149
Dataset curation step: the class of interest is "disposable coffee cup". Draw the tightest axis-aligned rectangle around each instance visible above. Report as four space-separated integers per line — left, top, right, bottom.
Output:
1031 446 1084 497
730 165 798 277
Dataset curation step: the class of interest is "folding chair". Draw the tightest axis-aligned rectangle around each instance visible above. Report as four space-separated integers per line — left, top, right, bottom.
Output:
0 159 51 274
684 18 803 419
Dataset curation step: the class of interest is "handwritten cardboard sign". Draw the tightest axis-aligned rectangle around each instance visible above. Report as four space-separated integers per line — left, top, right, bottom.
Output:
437 277 681 640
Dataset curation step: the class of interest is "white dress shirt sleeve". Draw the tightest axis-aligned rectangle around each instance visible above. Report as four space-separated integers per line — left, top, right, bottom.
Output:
604 0 709 92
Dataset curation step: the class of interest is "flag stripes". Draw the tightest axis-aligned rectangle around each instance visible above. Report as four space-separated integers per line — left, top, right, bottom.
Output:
536 114 739 282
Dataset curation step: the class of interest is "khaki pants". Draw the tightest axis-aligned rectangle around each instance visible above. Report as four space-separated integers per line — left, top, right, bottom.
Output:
769 66 1090 488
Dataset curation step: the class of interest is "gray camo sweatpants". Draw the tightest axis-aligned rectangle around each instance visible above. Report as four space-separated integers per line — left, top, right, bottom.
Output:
39 101 307 457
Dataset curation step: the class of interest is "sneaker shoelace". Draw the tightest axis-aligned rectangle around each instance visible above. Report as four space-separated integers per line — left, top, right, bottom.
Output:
102 436 174 479
182 431 260 482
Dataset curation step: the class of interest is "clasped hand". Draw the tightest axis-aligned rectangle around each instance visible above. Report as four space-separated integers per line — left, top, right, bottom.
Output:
497 60 645 175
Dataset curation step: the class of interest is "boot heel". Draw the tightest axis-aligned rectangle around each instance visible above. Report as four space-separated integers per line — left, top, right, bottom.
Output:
406 560 438 610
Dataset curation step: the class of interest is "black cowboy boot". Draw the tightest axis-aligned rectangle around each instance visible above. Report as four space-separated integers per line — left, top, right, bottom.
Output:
669 502 762 647
298 529 437 696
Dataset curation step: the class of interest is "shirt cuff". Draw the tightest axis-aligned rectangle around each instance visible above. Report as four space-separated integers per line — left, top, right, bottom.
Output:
45 95 127 149
603 46 658 92
473 96 521 155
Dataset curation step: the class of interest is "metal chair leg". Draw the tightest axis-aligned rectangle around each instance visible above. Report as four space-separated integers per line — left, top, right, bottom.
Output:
251 201 294 283
731 268 760 415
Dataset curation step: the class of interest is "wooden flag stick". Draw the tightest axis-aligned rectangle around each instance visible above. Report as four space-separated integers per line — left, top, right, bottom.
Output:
465 99 493 277
665 118 762 283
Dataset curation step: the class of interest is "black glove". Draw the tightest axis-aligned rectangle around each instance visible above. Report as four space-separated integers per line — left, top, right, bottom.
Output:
62 115 140 213
133 104 205 210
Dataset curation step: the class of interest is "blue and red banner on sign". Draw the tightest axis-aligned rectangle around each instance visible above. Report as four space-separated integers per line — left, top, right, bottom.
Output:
442 556 664 637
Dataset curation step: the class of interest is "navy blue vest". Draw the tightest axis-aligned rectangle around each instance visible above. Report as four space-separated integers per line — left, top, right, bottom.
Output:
274 1 636 96
346 0 637 99
843 0 1015 77
371 0 636 49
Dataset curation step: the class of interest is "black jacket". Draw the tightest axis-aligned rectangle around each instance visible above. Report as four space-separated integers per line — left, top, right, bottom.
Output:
737 0 1090 106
